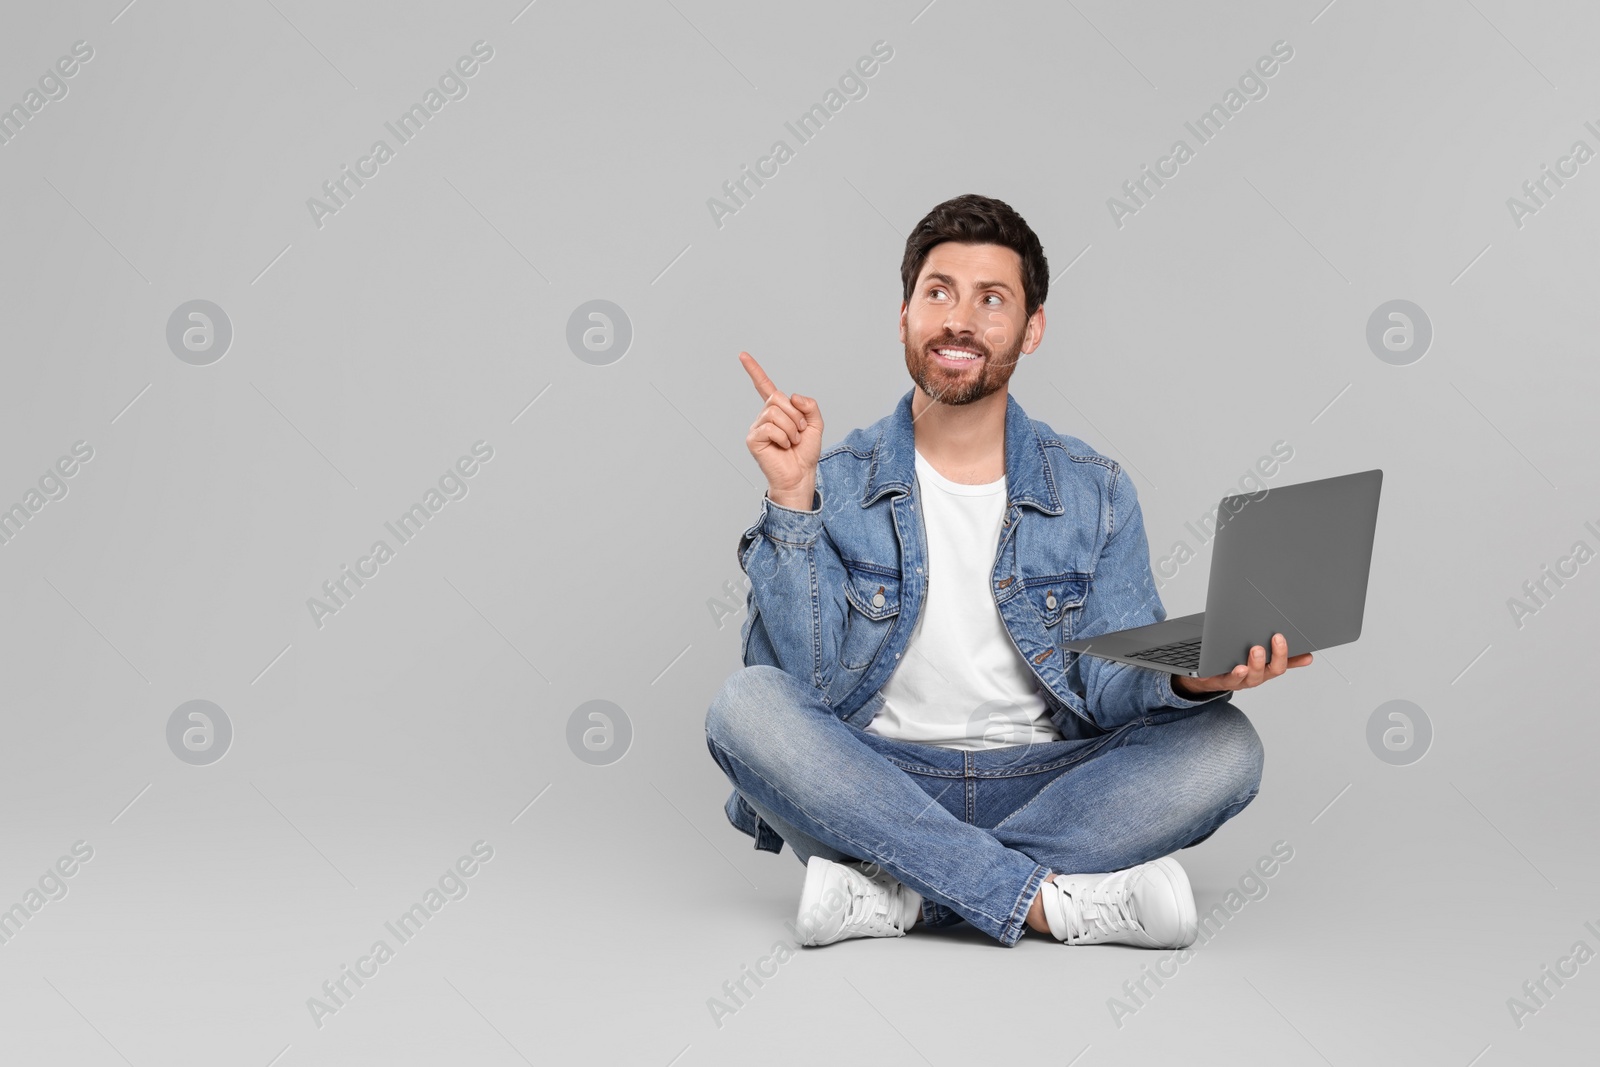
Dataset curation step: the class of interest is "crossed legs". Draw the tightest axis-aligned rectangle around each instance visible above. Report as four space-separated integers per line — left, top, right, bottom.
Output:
705 665 1263 946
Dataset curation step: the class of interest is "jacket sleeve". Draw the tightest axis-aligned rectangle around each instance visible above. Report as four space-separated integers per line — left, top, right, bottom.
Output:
1068 465 1234 729
736 475 847 692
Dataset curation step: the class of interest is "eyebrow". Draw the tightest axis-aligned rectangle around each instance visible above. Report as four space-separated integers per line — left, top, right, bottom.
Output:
923 271 1016 296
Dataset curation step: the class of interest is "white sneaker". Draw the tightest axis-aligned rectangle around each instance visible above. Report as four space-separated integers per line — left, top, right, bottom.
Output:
1037 855 1198 948
795 856 922 947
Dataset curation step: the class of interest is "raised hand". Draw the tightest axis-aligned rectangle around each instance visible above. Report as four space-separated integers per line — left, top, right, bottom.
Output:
741 351 823 509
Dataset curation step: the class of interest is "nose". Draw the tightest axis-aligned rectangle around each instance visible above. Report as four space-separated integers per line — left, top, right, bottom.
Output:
942 300 978 340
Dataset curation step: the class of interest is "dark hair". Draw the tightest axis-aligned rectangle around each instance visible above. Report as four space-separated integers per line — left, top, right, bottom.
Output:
900 194 1049 318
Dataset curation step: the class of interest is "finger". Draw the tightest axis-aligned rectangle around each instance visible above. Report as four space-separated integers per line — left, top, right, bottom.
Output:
1243 645 1267 687
739 352 809 432
1209 662 1248 687
1288 653 1315 668
790 392 821 431
1233 648 1261 681
739 351 780 401
749 421 796 453
764 390 812 431
1267 633 1289 677
758 403 803 447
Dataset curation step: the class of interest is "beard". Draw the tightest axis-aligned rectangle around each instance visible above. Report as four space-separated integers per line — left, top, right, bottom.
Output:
904 330 1024 407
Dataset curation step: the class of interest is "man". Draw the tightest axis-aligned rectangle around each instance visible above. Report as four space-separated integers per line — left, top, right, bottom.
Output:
705 193 1310 950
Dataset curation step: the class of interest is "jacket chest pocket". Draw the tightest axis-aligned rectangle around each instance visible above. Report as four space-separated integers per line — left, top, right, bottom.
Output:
1017 573 1089 636
838 566 901 669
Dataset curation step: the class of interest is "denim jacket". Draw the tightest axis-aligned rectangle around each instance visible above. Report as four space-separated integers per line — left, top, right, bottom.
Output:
725 387 1233 852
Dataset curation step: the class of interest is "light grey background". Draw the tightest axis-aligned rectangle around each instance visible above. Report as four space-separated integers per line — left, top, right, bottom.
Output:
2 1 1596 1064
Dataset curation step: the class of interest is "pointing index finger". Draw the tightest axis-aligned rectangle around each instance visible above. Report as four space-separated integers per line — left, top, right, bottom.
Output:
739 351 781 403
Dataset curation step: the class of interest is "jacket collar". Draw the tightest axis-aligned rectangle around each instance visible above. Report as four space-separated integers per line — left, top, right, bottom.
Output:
862 387 1064 515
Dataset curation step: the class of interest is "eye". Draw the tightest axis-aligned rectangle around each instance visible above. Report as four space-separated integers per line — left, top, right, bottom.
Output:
927 286 948 300
983 293 1003 306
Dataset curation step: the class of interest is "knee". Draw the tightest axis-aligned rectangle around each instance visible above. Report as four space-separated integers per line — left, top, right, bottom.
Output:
1197 704 1264 806
705 664 790 756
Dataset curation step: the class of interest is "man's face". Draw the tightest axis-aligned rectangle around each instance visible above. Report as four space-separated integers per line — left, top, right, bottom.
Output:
900 241 1044 406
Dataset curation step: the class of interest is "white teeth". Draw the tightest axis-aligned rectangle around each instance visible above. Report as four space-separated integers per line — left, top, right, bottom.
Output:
936 349 980 360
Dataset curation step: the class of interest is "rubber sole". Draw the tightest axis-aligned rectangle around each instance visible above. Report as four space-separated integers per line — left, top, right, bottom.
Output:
1147 855 1199 949
795 855 839 945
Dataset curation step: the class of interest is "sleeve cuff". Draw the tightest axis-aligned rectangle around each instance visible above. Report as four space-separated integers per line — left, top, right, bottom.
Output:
1153 670 1234 709
757 488 825 545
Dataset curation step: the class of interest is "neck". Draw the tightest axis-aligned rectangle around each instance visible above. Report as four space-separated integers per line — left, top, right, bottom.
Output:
910 387 1007 483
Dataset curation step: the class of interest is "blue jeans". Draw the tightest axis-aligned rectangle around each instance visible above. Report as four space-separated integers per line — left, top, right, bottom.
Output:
705 665 1264 947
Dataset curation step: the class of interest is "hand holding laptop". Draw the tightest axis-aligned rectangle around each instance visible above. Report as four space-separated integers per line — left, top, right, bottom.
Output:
1064 470 1383 686
1171 632 1313 697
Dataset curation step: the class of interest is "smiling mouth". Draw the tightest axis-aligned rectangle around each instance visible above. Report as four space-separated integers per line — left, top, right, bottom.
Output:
931 346 984 367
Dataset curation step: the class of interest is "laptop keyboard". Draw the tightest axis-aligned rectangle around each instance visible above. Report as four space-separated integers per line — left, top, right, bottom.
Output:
1128 637 1202 670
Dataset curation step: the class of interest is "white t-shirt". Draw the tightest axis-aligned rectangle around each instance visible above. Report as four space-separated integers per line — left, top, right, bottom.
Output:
864 449 1065 751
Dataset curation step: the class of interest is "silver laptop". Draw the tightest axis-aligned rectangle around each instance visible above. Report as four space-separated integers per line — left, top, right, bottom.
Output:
1063 469 1383 678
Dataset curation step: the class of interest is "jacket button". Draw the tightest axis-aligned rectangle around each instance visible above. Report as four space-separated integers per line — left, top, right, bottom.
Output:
1046 593 1057 609
872 593 886 608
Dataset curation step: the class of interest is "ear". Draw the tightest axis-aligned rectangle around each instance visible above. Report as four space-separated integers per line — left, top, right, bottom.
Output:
1022 304 1046 354
898 302 908 345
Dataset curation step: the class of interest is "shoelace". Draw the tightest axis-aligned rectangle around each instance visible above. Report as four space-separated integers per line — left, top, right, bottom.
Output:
1057 879 1139 943
843 869 911 936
